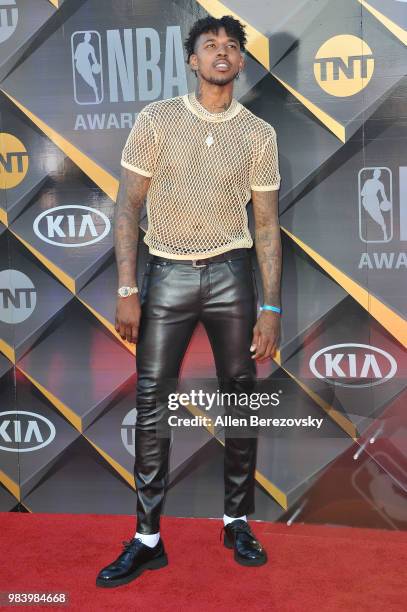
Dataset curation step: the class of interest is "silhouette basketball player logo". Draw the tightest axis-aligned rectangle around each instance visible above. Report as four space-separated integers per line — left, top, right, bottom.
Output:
0 0 18 44
71 31 103 105
359 168 392 242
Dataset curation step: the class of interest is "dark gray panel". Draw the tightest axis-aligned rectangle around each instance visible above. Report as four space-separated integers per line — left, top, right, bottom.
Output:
165 437 286 521
22 436 138 514
10 166 114 291
84 379 214 484
16 300 136 429
1 0 267 179
0 353 13 379
216 0 331 67
0 0 55 82
280 101 407 319
272 0 407 140
0 375 80 498
212 369 355 507
0 93 64 222
284 298 407 427
0 482 18 511
0 232 73 359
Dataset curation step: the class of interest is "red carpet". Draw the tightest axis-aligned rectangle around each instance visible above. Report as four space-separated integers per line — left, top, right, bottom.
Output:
1 513 406 611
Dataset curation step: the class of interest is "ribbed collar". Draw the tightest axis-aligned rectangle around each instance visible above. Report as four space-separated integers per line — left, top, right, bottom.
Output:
182 91 242 122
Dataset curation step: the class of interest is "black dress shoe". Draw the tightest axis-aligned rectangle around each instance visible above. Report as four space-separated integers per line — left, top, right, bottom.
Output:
96 537 168 588
221 519 267 566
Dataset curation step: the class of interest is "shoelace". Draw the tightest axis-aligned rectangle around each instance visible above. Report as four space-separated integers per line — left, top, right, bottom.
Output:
121 538 144 555
219 522 253 543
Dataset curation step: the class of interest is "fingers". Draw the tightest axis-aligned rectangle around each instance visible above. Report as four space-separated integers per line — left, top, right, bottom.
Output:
119 321 126 341
257 341 276 363
115 316 139 344
250 327 260 355
251 333 267 360
131 323 138 344
252 336 278 361
124 322 139 344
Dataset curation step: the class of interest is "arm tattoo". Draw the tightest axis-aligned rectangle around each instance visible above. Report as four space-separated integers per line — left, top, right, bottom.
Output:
114 167 150 286
251 189 282 306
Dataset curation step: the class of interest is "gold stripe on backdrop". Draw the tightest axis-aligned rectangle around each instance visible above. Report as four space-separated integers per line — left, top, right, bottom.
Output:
282 226 407 348
0 469 20 500
83 435 136 489
8 228 76 293
0 338 15 362
18 367 83 432
197 1 348 141
196 0 270 70
1 91 119 202
358 0 407 46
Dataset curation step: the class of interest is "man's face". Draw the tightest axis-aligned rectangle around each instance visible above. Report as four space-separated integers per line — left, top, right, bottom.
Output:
190 27 244 86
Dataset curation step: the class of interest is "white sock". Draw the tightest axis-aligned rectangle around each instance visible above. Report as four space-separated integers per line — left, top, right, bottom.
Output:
134 531 160 548
223 513 247 526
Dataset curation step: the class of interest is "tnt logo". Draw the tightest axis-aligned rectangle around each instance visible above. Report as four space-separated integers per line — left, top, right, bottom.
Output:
0 0 18 44
0 133 29 189
121 408 137 456
0 269 36 324
314 35 374 97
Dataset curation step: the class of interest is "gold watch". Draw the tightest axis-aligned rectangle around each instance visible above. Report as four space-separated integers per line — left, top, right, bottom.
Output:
117 286 139 298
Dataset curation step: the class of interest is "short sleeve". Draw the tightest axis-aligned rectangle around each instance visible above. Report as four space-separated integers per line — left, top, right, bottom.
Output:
251 128 281 191
121 111 157 177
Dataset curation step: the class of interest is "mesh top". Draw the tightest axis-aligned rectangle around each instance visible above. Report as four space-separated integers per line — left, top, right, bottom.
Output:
121 91 281 259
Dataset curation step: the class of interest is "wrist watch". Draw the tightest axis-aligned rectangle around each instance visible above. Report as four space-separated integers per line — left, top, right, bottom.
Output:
117 286 139 297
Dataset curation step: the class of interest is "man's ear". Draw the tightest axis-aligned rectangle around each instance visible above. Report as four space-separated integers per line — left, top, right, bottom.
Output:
189 54 198 74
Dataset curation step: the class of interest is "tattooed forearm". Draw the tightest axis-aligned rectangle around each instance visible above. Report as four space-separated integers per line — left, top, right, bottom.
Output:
251 189 282 306
114 167 151 286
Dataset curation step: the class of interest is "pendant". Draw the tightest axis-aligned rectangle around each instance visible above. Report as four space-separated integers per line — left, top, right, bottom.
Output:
205 133 214 147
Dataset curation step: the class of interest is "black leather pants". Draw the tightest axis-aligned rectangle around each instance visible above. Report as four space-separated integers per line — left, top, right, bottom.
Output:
134 248 258 534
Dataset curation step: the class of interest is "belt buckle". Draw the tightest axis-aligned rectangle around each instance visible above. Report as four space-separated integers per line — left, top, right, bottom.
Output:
192 259 207 268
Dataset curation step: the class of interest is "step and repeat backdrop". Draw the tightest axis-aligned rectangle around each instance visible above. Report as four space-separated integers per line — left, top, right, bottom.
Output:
0 0 406 529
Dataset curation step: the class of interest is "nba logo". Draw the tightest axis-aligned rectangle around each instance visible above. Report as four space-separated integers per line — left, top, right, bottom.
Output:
358 167 393 243
0 0 18 44
71 30 103 105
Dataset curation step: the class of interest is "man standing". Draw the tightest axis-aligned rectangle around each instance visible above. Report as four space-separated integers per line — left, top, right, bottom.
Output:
96 15 282 588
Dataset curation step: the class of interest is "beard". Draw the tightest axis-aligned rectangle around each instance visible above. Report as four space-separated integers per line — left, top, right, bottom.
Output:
199 69 239 86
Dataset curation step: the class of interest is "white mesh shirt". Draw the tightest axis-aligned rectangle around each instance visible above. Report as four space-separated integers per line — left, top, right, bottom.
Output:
121 91 281 260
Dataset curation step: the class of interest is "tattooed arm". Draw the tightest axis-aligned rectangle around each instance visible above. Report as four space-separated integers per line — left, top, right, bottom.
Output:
250 188 282 362
114 167 150 344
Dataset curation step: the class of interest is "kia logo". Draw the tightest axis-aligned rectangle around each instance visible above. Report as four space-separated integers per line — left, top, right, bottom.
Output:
0 411 56 452
309 343 397 388
33 204 111 247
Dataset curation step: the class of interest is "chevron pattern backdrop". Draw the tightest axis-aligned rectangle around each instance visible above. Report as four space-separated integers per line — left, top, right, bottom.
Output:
0 0 406 529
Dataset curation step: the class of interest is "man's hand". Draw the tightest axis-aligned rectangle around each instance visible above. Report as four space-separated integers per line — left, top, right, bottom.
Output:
115 294 141 344
250 311 280 362
113 166 150 345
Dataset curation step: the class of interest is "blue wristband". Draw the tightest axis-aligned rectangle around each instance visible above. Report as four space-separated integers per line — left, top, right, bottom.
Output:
260 304 281 314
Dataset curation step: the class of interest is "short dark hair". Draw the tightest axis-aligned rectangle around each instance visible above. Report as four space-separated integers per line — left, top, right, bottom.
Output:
184 15 247 62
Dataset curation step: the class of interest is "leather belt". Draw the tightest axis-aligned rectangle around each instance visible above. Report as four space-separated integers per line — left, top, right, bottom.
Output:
149 248 250 268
